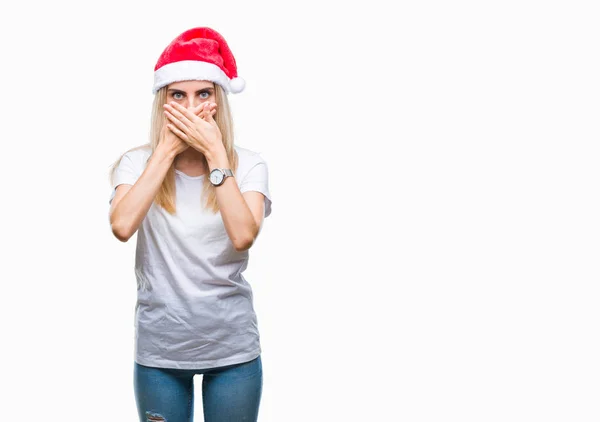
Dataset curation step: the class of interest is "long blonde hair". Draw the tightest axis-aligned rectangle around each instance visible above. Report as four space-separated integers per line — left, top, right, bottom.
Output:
108 83 238 214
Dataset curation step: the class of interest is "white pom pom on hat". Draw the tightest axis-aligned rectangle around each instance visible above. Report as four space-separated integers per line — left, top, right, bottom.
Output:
152 27 245 95
229 77 246 94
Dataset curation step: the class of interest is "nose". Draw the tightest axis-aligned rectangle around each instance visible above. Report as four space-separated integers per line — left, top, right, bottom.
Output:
188 97 207 110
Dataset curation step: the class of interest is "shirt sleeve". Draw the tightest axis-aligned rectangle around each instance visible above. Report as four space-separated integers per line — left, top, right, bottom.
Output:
239 156 272 218
109 152 141 205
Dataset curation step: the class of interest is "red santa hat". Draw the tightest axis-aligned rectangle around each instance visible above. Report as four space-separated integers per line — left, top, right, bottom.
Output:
152 27 245 95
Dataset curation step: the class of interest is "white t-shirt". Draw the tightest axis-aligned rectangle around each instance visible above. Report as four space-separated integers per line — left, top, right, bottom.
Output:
109 144 272 369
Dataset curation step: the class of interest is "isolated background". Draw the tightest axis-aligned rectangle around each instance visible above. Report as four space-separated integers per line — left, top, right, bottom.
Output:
1 0 598 420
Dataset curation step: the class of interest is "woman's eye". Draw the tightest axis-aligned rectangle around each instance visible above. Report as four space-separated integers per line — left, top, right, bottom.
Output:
200 91 210 99
173 93 184 100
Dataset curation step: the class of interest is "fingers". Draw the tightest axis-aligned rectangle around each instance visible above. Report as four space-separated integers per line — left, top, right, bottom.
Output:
163 109 190 136
204 106 217 125
167 101 199 124
163 102 196 129
165 102 217 135
198 103 218 125
193 102 217 119
166 123 188 143
202 108 217 122
206 104 218 125
192 103 204 116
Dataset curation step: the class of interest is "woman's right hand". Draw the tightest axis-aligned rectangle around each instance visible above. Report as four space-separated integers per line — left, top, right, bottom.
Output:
159 122 189 157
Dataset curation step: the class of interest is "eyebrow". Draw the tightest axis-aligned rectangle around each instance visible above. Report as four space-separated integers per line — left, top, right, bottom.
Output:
167 87 214 92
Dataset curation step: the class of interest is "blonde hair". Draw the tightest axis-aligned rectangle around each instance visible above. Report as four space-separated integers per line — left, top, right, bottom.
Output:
108 82 238 214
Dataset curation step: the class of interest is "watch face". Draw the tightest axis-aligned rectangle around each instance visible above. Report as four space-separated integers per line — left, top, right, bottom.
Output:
210 169 224 185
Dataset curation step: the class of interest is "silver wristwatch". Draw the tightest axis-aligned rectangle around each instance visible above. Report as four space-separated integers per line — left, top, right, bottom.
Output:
209 168 234 186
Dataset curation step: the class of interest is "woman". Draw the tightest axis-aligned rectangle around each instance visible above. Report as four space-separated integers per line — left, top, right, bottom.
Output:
108 27 271 422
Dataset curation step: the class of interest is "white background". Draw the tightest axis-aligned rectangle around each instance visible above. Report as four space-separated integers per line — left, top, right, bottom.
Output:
1 0 598 421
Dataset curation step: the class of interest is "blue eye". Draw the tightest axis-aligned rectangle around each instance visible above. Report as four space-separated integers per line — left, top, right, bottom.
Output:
173 92 184 100
199 91 210 99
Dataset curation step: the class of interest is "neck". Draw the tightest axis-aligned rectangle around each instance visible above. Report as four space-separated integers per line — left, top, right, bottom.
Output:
176 148 205 164
175 149 207 174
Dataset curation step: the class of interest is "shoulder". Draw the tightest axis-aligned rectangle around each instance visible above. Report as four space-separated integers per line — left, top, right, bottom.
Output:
121 144 152 171
234 146 269 181
235 145 268 169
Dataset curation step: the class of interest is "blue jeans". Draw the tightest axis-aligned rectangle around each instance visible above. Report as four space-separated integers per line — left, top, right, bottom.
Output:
134 355 262 422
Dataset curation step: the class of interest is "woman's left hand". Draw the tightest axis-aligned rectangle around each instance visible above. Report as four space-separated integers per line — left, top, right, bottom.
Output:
163 101 225 160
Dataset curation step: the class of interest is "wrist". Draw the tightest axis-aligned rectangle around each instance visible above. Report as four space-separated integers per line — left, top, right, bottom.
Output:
206 148 230 170
153 143 178 164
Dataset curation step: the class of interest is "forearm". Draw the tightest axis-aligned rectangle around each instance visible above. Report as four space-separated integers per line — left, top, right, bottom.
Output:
111 145 176 240
208 154 258 251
